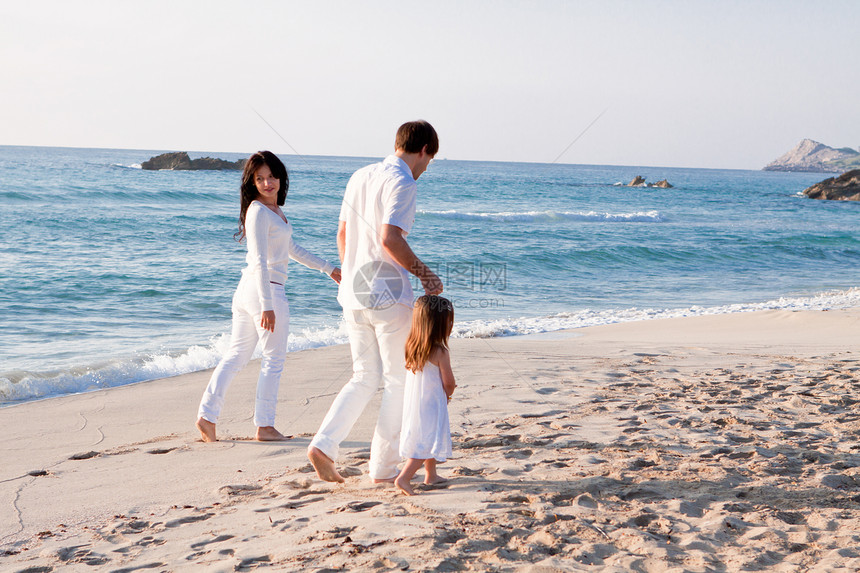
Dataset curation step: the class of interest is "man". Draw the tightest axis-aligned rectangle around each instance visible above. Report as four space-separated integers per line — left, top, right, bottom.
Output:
308 120 443 483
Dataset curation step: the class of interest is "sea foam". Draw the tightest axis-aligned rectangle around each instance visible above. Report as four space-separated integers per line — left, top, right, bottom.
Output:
418 210 665 223
454 287 860 338
2 288 857 406
0 326 349 406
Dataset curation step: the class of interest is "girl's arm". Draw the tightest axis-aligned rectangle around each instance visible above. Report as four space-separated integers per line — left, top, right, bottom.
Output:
435 347 457 400
289 236 340 283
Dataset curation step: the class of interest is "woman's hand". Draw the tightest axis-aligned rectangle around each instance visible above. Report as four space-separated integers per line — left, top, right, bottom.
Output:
260 310 276 332
330 268 342 284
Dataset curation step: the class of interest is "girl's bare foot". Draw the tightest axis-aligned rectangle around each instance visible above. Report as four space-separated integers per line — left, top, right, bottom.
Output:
424 475 448 486
196 418 217 442
395 476 416 496
255 426 288 441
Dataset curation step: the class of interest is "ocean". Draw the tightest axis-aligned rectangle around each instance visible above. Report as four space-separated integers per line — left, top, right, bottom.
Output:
1 145 858 406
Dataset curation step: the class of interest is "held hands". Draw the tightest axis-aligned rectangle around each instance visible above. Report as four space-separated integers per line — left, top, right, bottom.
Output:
421 270 443 296
330 268 342 284
260 310 276 332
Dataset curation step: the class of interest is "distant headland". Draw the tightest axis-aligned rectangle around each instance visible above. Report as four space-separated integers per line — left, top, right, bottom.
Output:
763 139 860 173
141 152 245 171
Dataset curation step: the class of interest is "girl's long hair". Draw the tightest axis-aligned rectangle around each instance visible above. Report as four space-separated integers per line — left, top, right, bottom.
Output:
404 295 454 373
235 150 289 242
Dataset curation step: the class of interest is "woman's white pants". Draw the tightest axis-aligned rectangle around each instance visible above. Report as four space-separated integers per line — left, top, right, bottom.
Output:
197 276 290 428
309 304 412 480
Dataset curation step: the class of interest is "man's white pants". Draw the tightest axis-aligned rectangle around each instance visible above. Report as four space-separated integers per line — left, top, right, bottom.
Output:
309 304 412 480
198 276 290 428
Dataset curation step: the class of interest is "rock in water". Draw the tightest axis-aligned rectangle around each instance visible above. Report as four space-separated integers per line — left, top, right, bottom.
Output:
189 156 246 170
628 175 646 187
141 152 245 171
141 152 191 170
802 170 860 201
653 179 673 188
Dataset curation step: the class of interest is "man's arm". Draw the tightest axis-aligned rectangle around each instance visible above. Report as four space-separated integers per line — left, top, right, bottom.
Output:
337 221 346 264
380 224 443 295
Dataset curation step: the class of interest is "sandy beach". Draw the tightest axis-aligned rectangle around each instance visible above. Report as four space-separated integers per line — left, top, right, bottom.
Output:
2 308 860 572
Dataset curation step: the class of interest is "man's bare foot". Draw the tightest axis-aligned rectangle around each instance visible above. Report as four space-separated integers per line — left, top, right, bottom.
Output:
255 426 288 441
395 476 416 496
308 447 345 483
196 418 217 442
424 475 448 485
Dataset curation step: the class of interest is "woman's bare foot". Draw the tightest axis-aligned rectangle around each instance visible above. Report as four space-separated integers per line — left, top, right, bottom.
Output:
308 447 345 483
424 475 448 486
196 418 217 442
372 477 396 484
395 476 416 496
255 426 288 441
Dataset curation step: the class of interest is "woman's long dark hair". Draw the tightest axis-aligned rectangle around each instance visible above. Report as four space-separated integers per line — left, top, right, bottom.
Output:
235 151 289 242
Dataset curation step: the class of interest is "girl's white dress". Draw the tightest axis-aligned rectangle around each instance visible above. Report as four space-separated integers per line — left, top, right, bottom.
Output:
399 361 452 462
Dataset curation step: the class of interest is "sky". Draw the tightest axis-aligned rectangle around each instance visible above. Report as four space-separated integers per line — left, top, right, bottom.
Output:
1 0 858 169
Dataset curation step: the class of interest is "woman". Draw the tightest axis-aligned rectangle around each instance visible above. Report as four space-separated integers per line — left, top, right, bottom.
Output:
196 151 340 442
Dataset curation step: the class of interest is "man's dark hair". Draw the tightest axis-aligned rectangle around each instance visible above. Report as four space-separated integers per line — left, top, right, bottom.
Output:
395 120 439 156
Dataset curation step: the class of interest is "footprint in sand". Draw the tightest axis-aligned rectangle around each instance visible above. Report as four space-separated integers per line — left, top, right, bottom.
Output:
165 513 214 528
146 447 176 455
520 410 564 419
416 481 450 492
267 496 325 511
69 451 99 460
111 563 168 572
338 501 383 512
134 536 166 548
218 484 262 496
316 526 355 540
55 545 110 566
451 466 486 477
113 519 150 535
236 556 271 570
461 434 521 448
499 493 530 503
340 466 363 478
504 449 533 460
189 534 235 550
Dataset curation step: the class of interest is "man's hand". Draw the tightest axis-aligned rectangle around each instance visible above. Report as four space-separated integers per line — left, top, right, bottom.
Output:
420 271 443 295
380 224 443 295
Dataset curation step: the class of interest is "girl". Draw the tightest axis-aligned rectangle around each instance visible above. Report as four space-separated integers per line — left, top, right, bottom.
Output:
395 295 456 496
196 151 340 442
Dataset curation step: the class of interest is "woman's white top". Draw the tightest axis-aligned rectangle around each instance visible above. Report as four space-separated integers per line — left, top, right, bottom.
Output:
243 200 335 311
399 361 452 462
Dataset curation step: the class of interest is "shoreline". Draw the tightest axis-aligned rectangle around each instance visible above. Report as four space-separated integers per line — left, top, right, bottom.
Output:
4 286 859 409
3 308 860 570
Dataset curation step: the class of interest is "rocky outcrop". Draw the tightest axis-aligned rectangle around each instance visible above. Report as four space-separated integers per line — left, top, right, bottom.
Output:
802 170 860 201
627 176 672 188
764 139 859 173
141 152 245 171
